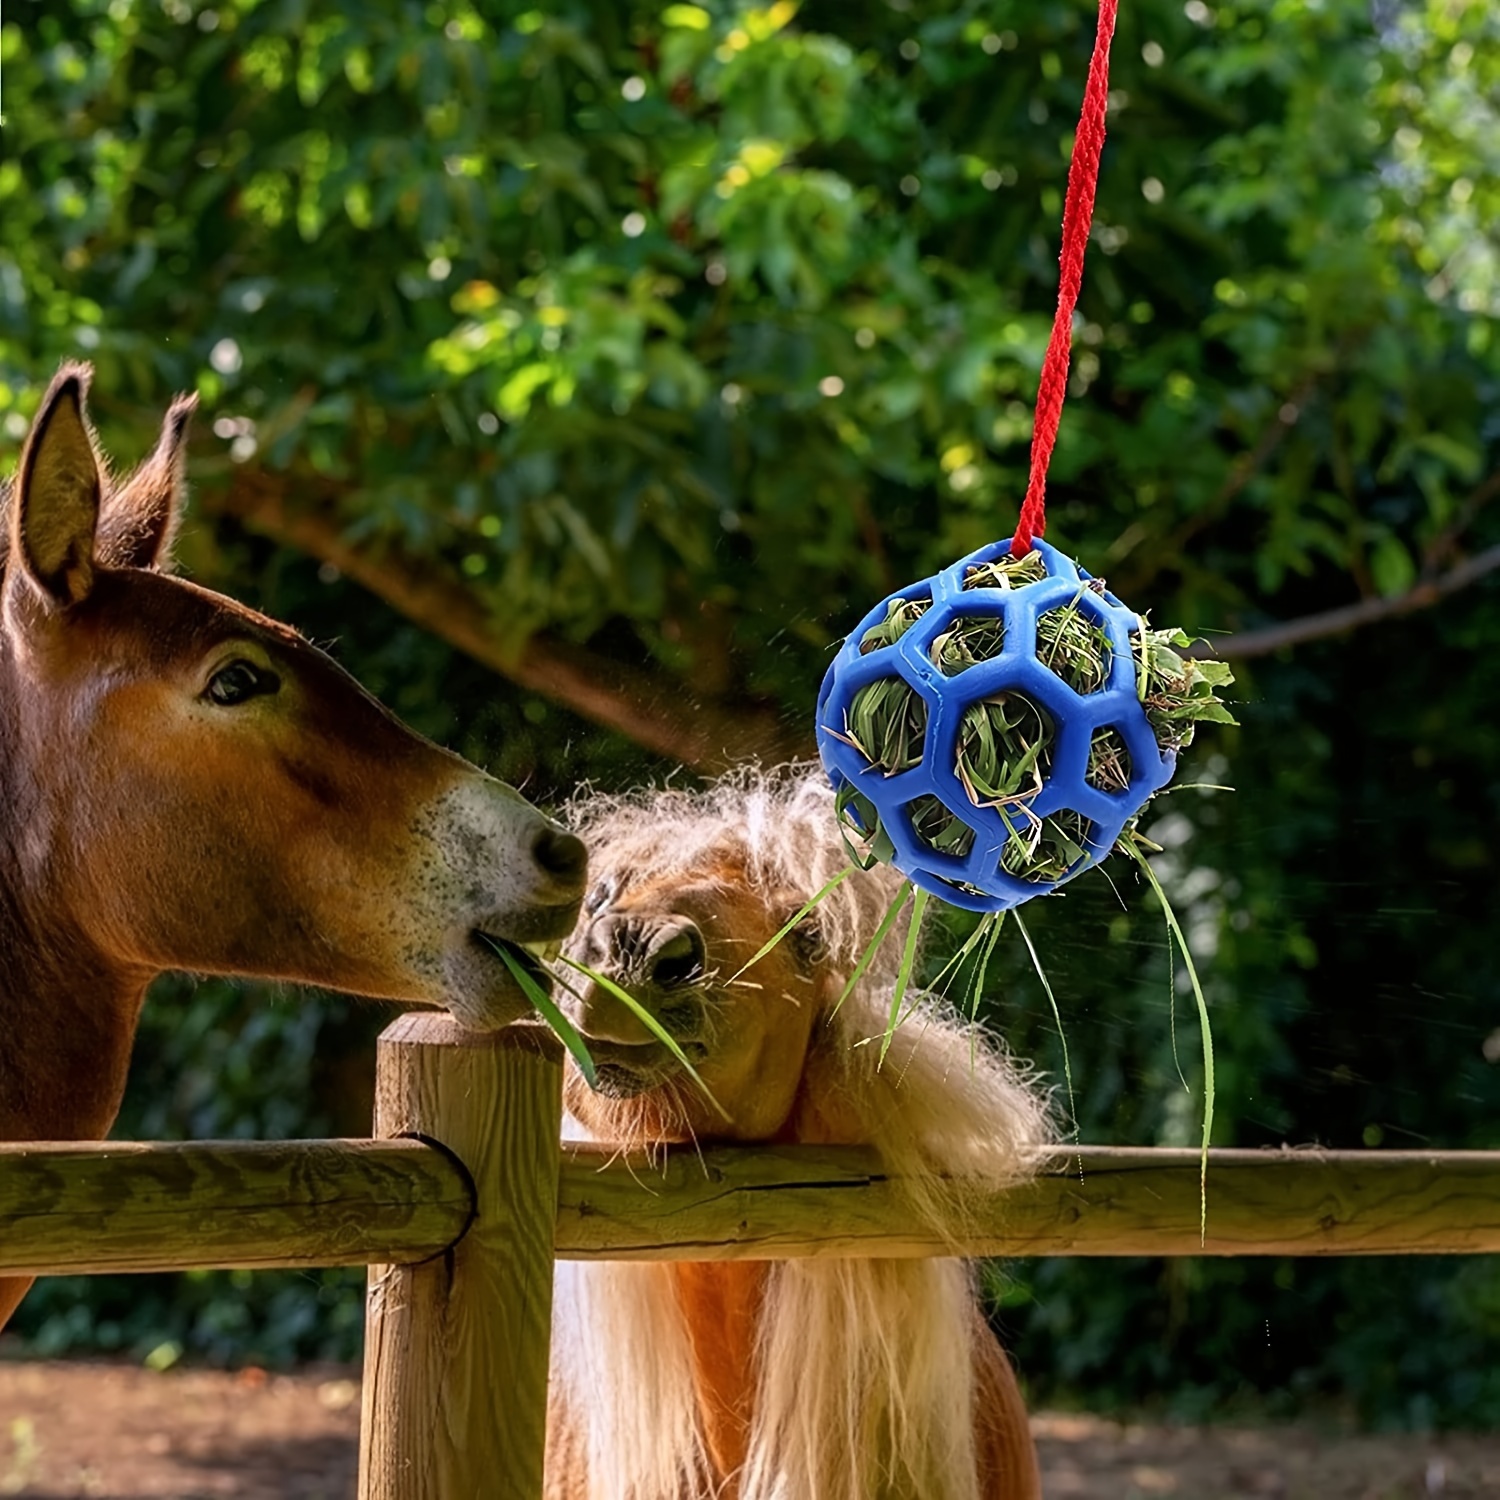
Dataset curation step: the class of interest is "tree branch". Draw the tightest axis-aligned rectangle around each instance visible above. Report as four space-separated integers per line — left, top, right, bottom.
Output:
205 472 811 773
1117 362 1330 599
1204 543 1500 660
1420 470 1500 577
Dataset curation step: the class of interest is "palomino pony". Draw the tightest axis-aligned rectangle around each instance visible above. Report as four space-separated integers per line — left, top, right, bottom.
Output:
547 769 1050 1500
0 364 587 1327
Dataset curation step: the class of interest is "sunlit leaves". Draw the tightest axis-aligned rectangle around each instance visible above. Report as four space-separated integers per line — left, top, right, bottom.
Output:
2 0 1497 688
431 261 709 423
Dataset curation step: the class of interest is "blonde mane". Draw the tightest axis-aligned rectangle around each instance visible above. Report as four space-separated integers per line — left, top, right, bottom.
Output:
551 766 1052 1500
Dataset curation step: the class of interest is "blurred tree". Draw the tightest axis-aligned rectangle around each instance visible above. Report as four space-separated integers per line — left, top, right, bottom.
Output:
2 0 1499 1422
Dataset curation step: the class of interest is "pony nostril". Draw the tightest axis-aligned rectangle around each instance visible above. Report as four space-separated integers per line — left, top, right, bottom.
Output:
533 826 587 884
649 927 705 990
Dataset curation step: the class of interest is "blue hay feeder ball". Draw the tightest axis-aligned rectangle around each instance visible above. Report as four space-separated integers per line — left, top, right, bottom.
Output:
816 536 1177 914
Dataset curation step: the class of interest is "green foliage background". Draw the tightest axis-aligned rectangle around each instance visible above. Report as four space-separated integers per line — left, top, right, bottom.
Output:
4 0 1500 1425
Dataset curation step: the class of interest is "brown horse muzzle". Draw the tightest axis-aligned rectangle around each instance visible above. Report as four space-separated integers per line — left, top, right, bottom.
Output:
408 777 588 1030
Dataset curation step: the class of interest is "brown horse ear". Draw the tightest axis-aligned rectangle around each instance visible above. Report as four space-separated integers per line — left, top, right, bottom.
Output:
98 391 197 571
10 364 102 607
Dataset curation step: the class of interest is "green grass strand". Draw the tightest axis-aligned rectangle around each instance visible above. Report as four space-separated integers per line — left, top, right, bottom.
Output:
726 864 857 982
484 938 597 1088
1126 840 1216 1247
558 955 728 1121
1013 909 1078 1153
878 886 928 1066
832 883 912 1019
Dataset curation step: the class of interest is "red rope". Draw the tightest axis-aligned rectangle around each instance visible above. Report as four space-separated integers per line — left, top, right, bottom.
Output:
1011 0 1119 557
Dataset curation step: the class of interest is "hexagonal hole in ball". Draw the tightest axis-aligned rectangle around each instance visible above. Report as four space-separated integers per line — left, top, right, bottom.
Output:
1036 596 1115 695
857 592 933 655
1086 726 1133 795
962 550 1051 592
930 614 1006 676
954 689 1057 809
908 794 977 860
998 807 1096 885
844 676 928 775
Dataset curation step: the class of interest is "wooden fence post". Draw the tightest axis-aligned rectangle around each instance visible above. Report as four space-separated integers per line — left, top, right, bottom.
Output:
358 1014 562 1500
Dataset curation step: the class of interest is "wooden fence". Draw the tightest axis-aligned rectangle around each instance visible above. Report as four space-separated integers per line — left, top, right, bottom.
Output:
4 1012 1498 1499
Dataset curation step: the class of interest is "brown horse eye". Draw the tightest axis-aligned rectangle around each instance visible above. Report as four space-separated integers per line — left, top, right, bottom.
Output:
205 660 279 706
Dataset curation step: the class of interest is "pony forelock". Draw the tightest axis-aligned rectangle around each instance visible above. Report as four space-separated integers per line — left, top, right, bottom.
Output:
564 763 916 988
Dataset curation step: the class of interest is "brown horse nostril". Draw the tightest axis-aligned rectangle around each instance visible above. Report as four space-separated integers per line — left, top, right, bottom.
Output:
533 826 588 884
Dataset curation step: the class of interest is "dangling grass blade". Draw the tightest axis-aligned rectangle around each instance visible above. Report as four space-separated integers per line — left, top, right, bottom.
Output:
1124 838 1215 1248
927 912 999 1003
728 865 857 983
878 886 929 1066
558 955 730 1123
958 911 1009 1068
1013 910 1079 1169
1165 896 1189 1097
483 936 597 1089
924 910 1005 1065
831 881 912 1019
965 911 1007 1024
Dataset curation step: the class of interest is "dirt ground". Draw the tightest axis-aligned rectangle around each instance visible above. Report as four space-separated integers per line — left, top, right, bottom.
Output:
0 1361 1496 1499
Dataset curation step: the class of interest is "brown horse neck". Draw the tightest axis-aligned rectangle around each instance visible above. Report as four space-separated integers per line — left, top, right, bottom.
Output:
0 876 148 1141
0 654 145 1140
0 778 150 1350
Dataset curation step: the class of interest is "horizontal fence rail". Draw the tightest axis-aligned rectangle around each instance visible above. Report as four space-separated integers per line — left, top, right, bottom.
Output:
0 1139 472 1276
2 1140 1499 1278
6 1033 1499 1500
557 1143 1500 1260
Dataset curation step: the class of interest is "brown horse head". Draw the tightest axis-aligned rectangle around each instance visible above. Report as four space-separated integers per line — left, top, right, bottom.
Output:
0 365 586 1142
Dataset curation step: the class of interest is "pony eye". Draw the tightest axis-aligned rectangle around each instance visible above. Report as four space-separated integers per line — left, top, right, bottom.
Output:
205 660 279 706
789 919 828 969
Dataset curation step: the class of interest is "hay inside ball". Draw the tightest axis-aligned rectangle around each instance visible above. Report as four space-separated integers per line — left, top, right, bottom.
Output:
815 537 1234 913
